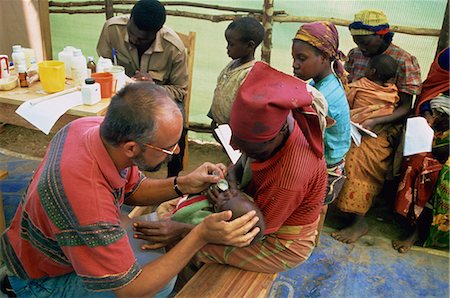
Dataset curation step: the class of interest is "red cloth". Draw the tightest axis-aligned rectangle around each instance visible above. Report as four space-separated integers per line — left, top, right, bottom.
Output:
414 48 450 115
229 61 324 158
246 122 328 234
1 117 144 291
395 153 443 221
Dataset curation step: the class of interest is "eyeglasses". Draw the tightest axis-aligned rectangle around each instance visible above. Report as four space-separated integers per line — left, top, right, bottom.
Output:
141 142 179 155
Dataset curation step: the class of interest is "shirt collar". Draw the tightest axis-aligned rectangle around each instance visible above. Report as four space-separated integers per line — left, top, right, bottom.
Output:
87 122 127 189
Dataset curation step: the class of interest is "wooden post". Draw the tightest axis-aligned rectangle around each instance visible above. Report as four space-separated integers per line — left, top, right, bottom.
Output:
261 0 274 64
38 0 53 60
105 0 114 20
436 0 449 56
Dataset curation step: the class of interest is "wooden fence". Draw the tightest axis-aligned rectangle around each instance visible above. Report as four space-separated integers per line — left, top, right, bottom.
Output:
47 0 447 64
45 0 448 132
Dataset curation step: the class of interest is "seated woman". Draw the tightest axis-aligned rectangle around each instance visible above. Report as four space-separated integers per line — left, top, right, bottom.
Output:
393 96 449 252
332 54 400 243
392 47 449 253
133 62 328 273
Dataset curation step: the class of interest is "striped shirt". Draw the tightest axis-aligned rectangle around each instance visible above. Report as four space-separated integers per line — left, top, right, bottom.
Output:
1 117 145 291
247 122 328 234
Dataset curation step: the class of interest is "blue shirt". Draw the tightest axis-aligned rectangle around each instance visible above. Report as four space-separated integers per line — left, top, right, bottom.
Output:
310 74 351 165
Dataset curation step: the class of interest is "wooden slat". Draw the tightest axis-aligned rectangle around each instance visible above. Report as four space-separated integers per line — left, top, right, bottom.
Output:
0 170 8 180
175 264 277 298
176 31 196 169
38 0 53 60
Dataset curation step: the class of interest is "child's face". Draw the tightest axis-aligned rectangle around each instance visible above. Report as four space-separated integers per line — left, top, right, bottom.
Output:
292 40 325 81
225 29 252 60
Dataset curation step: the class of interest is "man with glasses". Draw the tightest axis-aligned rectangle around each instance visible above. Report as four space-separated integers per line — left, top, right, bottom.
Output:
0 83 260 297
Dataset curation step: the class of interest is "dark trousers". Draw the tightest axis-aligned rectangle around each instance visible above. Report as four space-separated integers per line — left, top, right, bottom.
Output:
167 127 187 177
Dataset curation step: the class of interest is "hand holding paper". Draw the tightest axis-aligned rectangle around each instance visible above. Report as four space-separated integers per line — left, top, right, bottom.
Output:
350 121 377 146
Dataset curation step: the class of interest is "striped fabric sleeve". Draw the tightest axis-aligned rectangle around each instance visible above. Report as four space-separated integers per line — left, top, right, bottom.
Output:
257 186 306 234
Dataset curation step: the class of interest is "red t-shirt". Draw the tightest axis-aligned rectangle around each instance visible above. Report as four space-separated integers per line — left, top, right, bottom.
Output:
247 122 327 235
1 117 145 291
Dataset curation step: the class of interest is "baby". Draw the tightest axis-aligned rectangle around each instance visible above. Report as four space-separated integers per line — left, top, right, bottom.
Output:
170 179 266 244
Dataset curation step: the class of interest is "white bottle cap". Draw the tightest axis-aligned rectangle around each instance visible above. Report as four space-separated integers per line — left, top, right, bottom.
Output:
87 56 94 62
12 45 22 52
73 49 82 57
61 47 75 55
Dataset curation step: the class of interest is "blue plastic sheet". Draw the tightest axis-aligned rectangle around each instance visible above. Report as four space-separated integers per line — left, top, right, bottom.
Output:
269 234 449 297
1 153 448 297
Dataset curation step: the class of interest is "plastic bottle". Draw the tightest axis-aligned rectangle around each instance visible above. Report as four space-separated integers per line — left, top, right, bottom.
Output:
87 56 96 76
81 78 101 105
58 46 75 79
18 64 28 88
96 56 113 73
71 49 87 85
23 48 37 69
11 45 26 70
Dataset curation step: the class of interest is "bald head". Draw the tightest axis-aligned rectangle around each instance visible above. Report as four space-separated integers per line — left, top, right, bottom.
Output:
100 83 181 146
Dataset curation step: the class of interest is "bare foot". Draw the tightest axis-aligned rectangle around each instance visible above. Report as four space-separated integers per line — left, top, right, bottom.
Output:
331 215 368 243
392 226 419 253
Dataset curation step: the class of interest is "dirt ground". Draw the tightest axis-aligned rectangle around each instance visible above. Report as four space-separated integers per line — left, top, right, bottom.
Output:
0 124 229 179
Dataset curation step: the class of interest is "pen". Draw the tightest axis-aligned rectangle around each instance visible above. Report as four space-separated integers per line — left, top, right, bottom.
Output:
112 48 118 65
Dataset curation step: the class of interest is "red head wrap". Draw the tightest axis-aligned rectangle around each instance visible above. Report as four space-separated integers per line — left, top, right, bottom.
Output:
229 62 324 158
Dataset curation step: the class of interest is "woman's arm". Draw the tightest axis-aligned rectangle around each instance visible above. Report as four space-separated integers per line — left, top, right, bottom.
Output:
361 92 413 130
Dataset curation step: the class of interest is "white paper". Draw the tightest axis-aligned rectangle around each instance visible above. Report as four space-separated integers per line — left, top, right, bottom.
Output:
214 124 242 164
403 116 434 156
350 123 362 147
16 90 83 134
351 121 378 138
350 121 378 146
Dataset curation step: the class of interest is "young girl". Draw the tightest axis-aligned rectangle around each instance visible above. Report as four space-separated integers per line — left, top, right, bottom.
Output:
208 17 264 126
292 21 351 204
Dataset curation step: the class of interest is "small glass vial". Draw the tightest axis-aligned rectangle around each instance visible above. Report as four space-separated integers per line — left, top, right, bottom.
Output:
81 78 101 105
18 64 28 88
87 56 96 76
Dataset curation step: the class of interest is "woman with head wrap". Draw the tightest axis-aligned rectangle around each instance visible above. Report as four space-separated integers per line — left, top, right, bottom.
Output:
292 21 351 238
392 48 450 253
331 9 422 244
194 62 328 273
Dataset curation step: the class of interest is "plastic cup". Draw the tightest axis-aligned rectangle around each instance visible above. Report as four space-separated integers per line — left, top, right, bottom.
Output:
38 61 65 93
105 65 126 93
91 72 114 98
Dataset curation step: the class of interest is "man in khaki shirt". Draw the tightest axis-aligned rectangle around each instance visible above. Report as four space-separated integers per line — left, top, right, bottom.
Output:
97 0 188 177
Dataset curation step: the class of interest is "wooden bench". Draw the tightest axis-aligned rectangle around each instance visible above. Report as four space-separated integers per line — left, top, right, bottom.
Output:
175 264 277 298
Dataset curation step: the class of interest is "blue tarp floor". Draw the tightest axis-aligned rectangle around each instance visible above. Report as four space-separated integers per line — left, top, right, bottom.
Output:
1 151 448 298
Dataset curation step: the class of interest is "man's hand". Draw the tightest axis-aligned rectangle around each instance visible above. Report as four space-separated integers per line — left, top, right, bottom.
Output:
132 71 154 83
133 219 192 250
196 210 260 247
177 162 227 194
